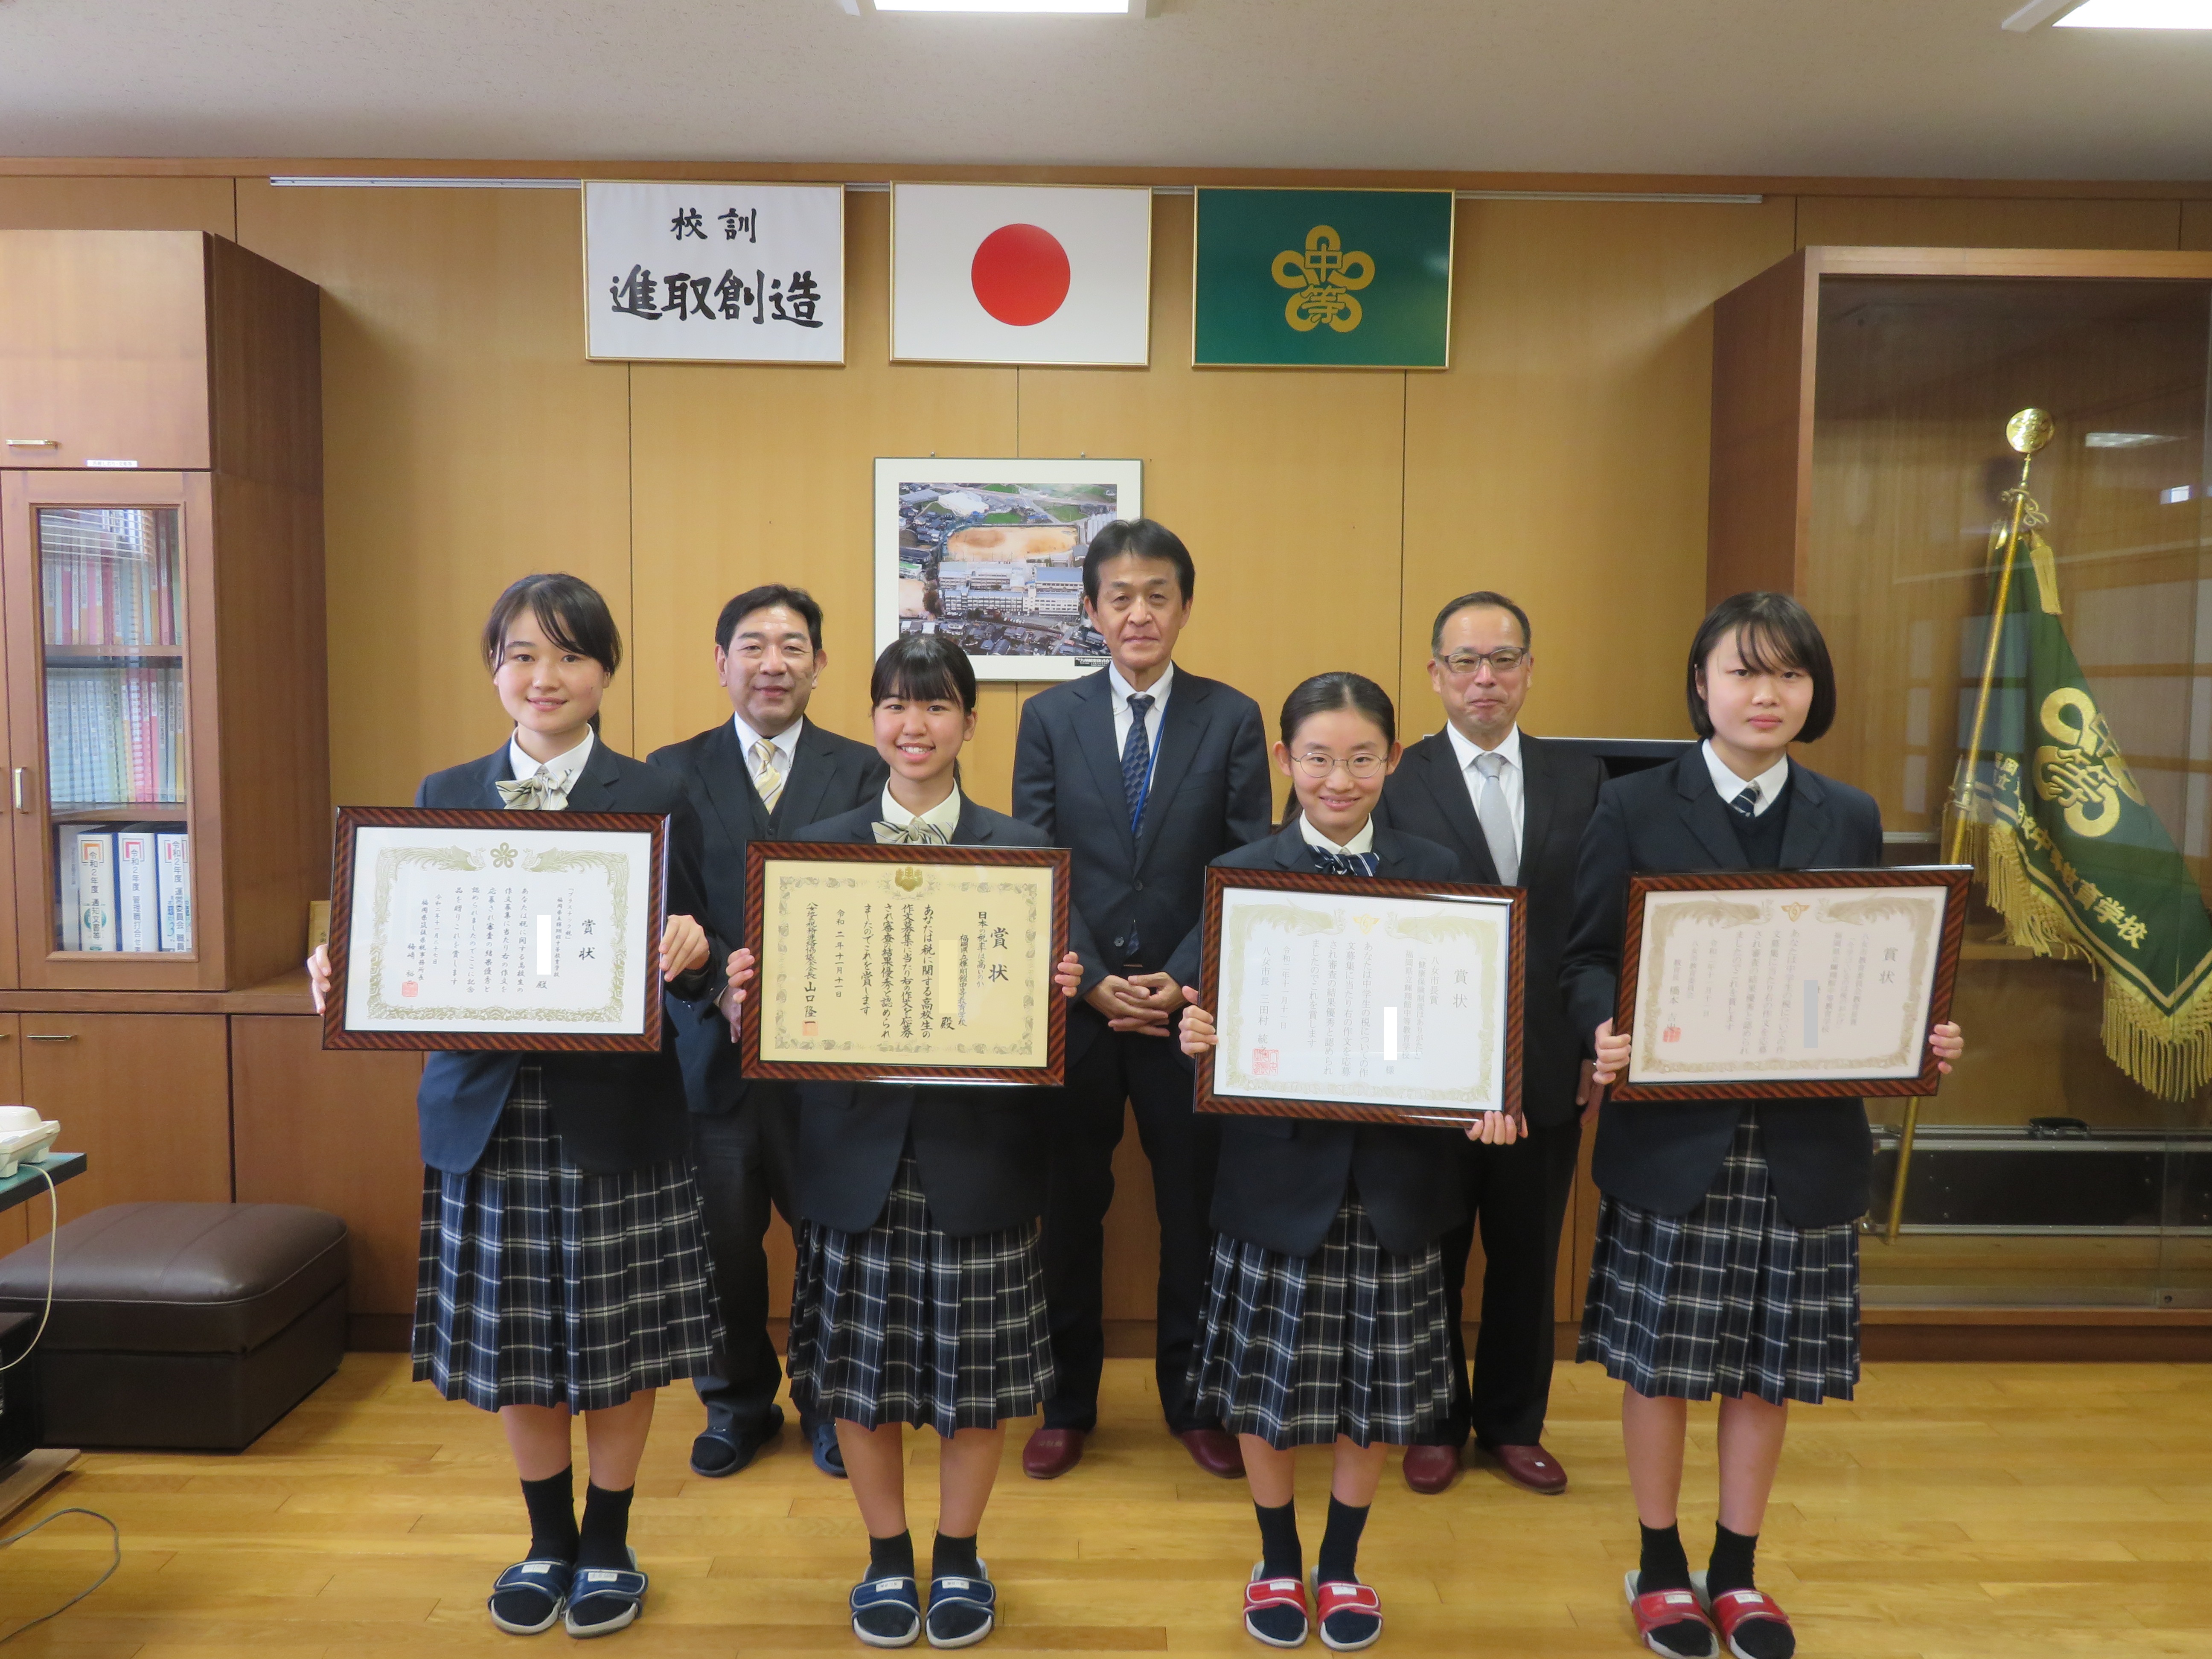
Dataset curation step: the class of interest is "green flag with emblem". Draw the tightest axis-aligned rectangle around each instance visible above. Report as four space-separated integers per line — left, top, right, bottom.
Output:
1949 496 2212 1102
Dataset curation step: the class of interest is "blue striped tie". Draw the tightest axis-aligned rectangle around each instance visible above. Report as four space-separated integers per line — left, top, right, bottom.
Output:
1730 784 1759 819
1121 694 1154 836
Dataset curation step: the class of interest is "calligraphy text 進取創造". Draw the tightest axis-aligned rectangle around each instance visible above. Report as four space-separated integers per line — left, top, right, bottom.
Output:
608 265 825 328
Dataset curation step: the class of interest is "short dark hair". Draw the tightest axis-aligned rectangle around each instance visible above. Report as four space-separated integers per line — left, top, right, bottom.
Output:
1279 672 1396 748
870 632 978 713
1082 518 1195 605
481 573 622 676
716 584 824 654
1686 591 1837 744
1430 590 1532 654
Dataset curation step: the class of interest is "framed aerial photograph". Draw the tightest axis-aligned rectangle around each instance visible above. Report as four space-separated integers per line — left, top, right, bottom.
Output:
873 457 1142 683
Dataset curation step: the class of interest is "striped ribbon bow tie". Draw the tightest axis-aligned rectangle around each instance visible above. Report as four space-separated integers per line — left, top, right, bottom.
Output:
496 774 559 810
1310 849 1368 876
872 820 950 846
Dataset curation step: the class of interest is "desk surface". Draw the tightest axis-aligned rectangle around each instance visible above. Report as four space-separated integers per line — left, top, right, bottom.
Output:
0 1152 84 1216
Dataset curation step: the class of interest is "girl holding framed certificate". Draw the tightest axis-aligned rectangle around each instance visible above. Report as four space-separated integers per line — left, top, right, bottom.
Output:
310 573 718 1640
1565 593 1965 1659
722 633 1088 1651
1170 672 1521 1653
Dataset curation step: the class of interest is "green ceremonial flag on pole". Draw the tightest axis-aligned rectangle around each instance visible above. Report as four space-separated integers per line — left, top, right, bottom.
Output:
1951 512 2212 1102
1192 188 1453 369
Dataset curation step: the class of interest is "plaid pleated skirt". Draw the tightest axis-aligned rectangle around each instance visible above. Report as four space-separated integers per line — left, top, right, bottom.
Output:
1578 1113 1860 1406
1188 1192 1455 1451
786 1153 1055 1435
412 1065 720 1414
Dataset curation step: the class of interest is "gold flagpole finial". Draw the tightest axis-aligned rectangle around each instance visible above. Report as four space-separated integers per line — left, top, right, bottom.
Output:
2006 407 2054 456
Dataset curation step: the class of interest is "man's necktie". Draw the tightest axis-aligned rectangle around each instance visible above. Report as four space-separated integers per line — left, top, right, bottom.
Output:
872 819 951 846
1309 847 1377 877
496 773 557 810
1473 751 1519 886
1121 693 1155 837
752 739 784 815
1731 784 1760 819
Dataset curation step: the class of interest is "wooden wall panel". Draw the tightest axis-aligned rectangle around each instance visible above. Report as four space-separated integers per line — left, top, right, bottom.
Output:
626 189 1018 794
1797 196 2182 251
1401 198 1796 740
233 180 636 807
1021 195 1407 817
0 177 234 236
0 1016 25 1258
2184 202 2212 250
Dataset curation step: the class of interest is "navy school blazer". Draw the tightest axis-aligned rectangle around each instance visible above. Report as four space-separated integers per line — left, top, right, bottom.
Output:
1558 746 1885 1227
1012 667 1272 1064
1162 822 1472 1261
412 739 716 1176
647 716 887 1115
789 796 1101 1238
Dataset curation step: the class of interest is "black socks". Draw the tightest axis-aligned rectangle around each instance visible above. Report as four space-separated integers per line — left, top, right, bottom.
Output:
576 1482 634 1573
869 1529 917 1580
928 1530 993 1645
1316 1496 1370 1586
1637 1521 1693 1594
1248 1500 1306 1645
1708 1525 1793 1659
520 1467 579 1563
932 1531 982 1582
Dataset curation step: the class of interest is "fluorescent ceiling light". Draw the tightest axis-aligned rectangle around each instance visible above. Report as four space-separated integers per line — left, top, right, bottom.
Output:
872 0 1135 11
2055 0 2212 25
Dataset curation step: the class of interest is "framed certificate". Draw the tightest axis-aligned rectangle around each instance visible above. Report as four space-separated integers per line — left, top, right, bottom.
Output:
1194 868 1525 1126
741 842 1071 1085
1611 867 1969 1100
323 806 669 1052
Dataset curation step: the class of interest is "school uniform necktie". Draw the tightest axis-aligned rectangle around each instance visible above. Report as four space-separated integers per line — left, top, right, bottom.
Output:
1121 693 1154 836
872 820 950 846
497 773 559 810
751 740 785 815
1309 847 1378 878
1730 783 1760 819
1473 751 1518 886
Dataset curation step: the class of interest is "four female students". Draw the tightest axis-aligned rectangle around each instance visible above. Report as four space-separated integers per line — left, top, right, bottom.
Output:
321 570 1969 1656
1169 672 1524 1653
1567 594 1964 1659
309 573 722 1639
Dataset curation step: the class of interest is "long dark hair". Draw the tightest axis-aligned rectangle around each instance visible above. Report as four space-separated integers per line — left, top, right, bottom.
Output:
1279 672 1396 747
481 573 623 676
1686 591 1836 743
870 632 978 712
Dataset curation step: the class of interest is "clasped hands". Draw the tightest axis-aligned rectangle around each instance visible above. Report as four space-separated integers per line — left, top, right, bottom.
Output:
303 915 710 1016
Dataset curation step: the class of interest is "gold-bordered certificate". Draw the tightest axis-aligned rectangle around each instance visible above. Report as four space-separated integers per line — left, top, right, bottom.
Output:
323 806 669 1052
1611 867 1968 1100
1194 867 1526 1126
741 841 1071 1084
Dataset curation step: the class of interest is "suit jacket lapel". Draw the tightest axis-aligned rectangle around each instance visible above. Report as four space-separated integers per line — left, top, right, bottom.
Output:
1673 748 1750 870
565 733 623 812
1072 672 1139 862
1517 734 1556 882
1371 827 1418 879
1412 734 1496 883
476 746 514 809
953 797 999 847
1136 675 1212 869
697 721 771 843
1268 824 1311 871
1777 765 1832 870
773 721 840 836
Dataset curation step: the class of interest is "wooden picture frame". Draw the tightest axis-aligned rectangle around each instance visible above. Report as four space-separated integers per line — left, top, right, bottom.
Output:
741 840 1071 1085
323 806 669 1053
1193 866 1526 1126
1610 866 1968 1101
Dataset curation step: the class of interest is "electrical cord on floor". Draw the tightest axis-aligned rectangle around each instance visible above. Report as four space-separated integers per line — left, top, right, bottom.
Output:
0 1164 58 1374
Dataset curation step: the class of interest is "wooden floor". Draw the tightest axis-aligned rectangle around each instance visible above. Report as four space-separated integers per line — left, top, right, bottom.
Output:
3 1355 2211 1656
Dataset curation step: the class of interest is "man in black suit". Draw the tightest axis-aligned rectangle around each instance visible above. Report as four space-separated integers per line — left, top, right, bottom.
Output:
1010 518 1272 1481
648 585 887 1481
1374 591 1606 1497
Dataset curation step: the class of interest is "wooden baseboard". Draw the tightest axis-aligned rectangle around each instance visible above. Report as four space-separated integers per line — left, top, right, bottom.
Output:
346 1313 412 1352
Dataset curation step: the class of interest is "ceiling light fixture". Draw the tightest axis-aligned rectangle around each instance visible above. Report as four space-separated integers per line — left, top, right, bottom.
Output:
2005 0 2212 25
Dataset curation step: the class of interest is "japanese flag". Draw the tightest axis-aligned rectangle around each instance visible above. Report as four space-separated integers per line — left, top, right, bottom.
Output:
891 183 1152 366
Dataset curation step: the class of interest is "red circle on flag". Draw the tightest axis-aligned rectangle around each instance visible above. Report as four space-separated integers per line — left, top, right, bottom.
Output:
970 224 1071 327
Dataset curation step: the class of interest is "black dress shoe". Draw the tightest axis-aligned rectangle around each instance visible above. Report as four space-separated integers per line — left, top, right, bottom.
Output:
690 1406 784 1478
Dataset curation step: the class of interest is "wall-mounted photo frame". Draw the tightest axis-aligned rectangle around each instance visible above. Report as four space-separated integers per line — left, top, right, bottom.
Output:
873 456 1143 683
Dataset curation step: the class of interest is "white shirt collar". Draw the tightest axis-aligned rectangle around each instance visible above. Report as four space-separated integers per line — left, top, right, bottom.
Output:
1297 813 1377 857
1107 660 1175 709
506 725 595 793
880 783 964 840
1702 739 1789 818
1444 720 1522 775
732 713 804 760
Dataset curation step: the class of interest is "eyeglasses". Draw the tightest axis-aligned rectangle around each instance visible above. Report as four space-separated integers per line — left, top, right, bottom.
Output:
1291 751 1387 779
1436 647 1529 676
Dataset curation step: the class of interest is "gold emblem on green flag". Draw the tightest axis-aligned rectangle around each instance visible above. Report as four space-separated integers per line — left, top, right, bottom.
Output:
1272 226 1374 333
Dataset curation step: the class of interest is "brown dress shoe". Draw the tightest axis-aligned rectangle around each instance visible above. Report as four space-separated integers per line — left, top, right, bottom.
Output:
1022 1427 1084 1480
1400 1443 1462 1494
1481 1441 1568 1494
1176 1428 1246 1478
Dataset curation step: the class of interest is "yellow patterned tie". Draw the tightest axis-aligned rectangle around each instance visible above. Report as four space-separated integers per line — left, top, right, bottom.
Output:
496 774 556 810
872 819 950 846
752 740 784 814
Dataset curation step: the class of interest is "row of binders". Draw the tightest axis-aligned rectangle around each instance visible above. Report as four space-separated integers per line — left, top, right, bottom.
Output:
41 509 181 649
45 664 187 804
60 827 192 953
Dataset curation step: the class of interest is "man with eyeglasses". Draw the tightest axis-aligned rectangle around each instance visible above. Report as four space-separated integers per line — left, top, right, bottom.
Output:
1376 591 1606 1497
649 585 887 1482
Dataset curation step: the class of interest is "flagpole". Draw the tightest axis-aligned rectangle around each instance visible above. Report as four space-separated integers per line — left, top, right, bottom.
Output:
1885 407 2052 1246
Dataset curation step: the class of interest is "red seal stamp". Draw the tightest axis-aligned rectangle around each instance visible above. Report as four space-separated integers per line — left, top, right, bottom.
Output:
1251 1047 1278 1075
401 981 419 998
1662 1025 1682 1043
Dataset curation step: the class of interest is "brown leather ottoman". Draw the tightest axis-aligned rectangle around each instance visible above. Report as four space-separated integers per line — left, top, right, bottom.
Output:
0 1202 348 1451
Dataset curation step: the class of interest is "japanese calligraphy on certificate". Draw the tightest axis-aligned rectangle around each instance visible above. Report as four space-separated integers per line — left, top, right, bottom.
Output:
1612 867 1968 1100
323 808 668 1053
742 843 1071 1085
584 181 844 364
1195 869 1526 1126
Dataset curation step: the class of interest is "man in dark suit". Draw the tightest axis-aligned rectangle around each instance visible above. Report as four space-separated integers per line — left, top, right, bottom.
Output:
1374 591 1606 1497
1010 518 1272 1481
648 585 887 1481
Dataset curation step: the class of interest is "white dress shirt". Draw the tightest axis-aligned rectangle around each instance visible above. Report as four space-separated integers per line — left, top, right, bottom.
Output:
879 783 965 841
1297 813 1377 858
1107 660 1174 778
1444 721 1525 862
505 726 595 809
1701 739 1789 817
733 713 804 794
